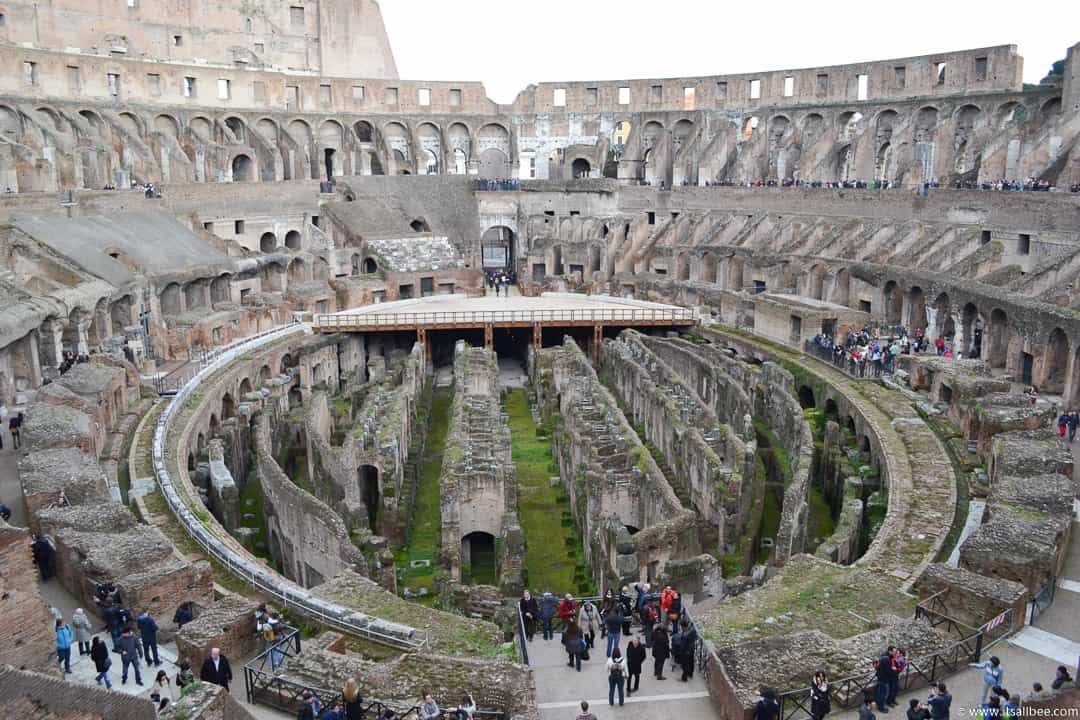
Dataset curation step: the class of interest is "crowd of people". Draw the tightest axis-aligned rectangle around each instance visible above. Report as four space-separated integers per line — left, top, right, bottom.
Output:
520 583 699 709
474 178 521 191
809 324 957 378
485 270 516 296
643 177 1080 193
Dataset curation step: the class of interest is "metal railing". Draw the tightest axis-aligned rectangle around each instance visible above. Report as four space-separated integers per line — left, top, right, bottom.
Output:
315 307 695 330
804 341 897 379
777 606 1015 720
516 602 531 666
1029 575 1057 624
151 323 425 651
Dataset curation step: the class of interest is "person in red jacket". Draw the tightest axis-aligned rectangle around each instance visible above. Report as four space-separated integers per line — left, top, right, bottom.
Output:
558 594 577 628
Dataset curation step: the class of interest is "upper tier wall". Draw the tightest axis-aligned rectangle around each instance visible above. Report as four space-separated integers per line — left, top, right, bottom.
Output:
0 42 1034 114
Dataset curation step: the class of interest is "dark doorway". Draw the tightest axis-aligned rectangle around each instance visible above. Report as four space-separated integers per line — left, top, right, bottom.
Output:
462 531 496 585
324 148 336 181
1022 352 1034 385
797 385 815 409
359 465 379 529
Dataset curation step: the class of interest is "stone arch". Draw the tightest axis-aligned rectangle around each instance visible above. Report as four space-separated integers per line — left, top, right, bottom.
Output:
830 268 851 307
807 264 827 300
800 113 824 140
225 116 247 143
988 308 1009 369
882 281 902 325
797 385 815 409
479 148 510 179
239 377 254 398
210 274 231 304
417 122 441 175
875 142 893 183
319 119 344 179
588 244 603 275
932 293 952 340
257 364 271 386
837 111 863 141
1040 97 1062 117
260 232 277 253
908 286 927 331
571 157 591 178
354 120 374 143
0 105 23 136
183 280 206 310
642 121 664 149
995 101 1025 128
287 257 307 284
481 226 515 270
835 144 854 183
78 109 105 135
1044 328 1069 393
232 154 253 182
209 413 220 438
461 530 496 584
154 114 180 138
221 392 235 419
160 283 182 315
961 302 981 358
260 261 285 291
284 230 301 251
914 106 939 142
359 465 379 528
700 252 718 284
117 111 143 137
189 116 213 142
256 117 278 141
109 295 134 332
362 257 378 274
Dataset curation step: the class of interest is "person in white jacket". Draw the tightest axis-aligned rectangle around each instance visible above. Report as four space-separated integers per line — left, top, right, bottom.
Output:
578 601 601 650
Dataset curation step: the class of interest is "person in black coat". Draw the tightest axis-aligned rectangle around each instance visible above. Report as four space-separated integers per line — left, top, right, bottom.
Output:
519 590 539 642
199 647 233 691
626 637 647 694
651 626 670 680
90 636 113 690
811 671 831 720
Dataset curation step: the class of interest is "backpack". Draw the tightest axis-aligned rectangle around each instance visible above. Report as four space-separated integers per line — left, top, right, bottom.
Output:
609 660 624 680
261 623 275 642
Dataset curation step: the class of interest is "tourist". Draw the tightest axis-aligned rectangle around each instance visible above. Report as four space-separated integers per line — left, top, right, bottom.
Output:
633 582 651 617
31 534 54 581
175 660 195 690
137 608 162 666
9 410 22 449
859 691 877 720
875 646 897 712
1068 411 1079 443
641 599 658 647
152 669 175 704
618 586 634 635
558 594 577 628
651 624 670 680
927 683 951 720
575 700 597 720
754 688 780 720
322 702 346 720
539 591 557 640
626 636 646 694
578 600 600 649
561 619 584 671
90 636 112 688
890 649 907 705
603 600 624 658
1051 665 1073 690
418 693 440 720
342 677 364 720
599 589 617 638
449 693 476 720
71 607 93 656
297 693 321 720
199 647 232 691
907 699 930 720
254 603 269 652
118 625 143 685
55 618 73 673
811 671 831 720
970 656 1004 704
173 600 194 628
1026 387 1038 405
606 647 626 707
1057 412 1068 439
0 503 10 521
673 619 697 681
519 590 539 642
977 695 1002 719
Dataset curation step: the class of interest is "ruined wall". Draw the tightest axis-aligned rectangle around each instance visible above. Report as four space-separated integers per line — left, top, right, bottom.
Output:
174 594 259 667
535 337 698 590
0 522 59 674
255 412 366 589
600 330 753 555
439 343 522 591
0 665 155 720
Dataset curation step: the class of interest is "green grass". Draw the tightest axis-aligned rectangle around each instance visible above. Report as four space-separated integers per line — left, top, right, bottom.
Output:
757 486 782 563
806 485 836 548
238 467 272 562
394 387 451 602
505 389 593 596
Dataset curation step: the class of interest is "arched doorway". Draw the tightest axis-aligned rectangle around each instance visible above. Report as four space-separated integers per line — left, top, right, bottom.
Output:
908 287 927 332
284 230 301 251
797 386 815 409
988 309 1009 369
359 465 379 529
461 531 496 585
481 226 514 271
323 148 336 181
260 232 277 253
1044 328 1069 393
362 257 378 274
232 154 253 182
588 245 602 275
882 281 902 325
572 158 591 178
221 392 235 419
479 148 510 179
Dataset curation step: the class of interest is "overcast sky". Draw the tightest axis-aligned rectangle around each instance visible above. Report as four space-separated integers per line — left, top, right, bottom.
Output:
379 0 1078 104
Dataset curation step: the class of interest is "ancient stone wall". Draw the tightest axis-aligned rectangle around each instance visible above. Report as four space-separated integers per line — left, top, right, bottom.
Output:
158 678 257 720
439 343 522 591
600 330 754 555
535 337 698 590
174 594 259 667
0 522 59 673
0 665 155 720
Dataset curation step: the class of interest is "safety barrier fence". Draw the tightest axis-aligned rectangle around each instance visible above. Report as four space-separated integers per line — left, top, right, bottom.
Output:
315 307 696 330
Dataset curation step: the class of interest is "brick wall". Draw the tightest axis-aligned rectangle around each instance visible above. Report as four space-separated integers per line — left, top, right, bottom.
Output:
0 665 155 720
0 524 58 673
174 595 258 667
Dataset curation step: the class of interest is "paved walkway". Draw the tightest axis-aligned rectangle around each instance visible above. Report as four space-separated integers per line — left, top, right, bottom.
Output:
529 624 714 720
